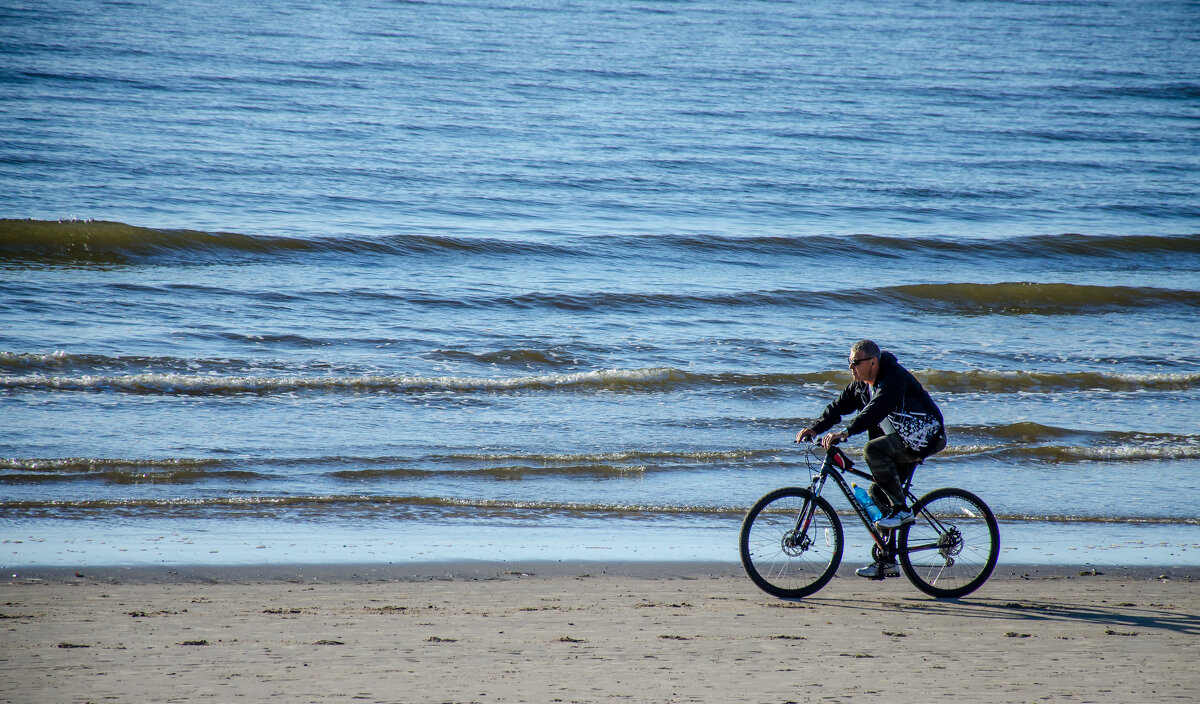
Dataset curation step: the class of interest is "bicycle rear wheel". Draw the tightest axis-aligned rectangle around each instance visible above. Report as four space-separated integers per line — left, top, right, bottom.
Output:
898 487 999 598
739 487 843 598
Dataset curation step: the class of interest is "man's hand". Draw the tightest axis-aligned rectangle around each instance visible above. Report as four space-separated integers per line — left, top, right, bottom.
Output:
795 428 816 443
819 432 849 449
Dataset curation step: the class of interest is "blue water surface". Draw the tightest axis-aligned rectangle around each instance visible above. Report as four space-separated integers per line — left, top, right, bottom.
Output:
2 0 1198 569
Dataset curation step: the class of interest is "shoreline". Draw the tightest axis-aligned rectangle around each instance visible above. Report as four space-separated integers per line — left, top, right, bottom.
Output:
5 516 1197 571
7 559 1195 585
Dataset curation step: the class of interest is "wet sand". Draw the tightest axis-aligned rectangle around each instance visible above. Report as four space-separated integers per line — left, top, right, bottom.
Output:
2 562 1197 703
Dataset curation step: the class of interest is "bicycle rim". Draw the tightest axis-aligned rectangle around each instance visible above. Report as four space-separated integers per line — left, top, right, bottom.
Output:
899 487 999 598
739 487 843 599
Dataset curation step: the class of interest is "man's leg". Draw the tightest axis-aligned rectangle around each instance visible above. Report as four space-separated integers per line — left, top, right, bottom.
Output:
864 434 919 511
858 434 925 575
855 442 908 578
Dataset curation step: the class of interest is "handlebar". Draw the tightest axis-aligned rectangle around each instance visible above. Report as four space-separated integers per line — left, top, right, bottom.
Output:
794 434 844 448
797 436 861 473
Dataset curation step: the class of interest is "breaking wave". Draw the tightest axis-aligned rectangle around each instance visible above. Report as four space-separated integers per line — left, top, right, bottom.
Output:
3 365 1196 396
4 493 1195 526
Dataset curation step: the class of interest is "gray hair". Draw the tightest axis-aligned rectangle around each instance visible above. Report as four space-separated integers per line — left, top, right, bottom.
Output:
850 340 880 358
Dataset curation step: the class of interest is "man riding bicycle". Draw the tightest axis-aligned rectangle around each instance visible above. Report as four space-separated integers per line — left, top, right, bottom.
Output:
796 340 946 579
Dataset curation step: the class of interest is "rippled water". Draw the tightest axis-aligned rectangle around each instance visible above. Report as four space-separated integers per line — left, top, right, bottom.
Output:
2 0 1198 567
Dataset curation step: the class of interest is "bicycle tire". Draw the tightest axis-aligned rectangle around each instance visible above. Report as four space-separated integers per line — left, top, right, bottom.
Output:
740 487 843 598
898 487 999 598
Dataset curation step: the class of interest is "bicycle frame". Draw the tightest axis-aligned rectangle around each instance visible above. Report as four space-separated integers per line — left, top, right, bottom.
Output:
802 443 915 557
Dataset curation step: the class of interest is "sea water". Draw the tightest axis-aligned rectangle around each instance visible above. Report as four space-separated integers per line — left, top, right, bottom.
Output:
2 0 1198 568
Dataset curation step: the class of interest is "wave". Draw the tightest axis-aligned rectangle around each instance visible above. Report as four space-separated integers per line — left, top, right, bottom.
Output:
943 443 1200 465
331 448 783 481
4 280 1194 321
4 219 1197 266
662 232 1200 263
954 422 1197 445
0 457 267 484
427 347 590 368
953 421 1084 442
0 350 270 375
11 350 1198 394
0 348 609 376
0 350 74 370
915 369 1200 394
875 282 1200 315
0 494 743 517
0 449 789 487
4 424 1190 491
0 457 226 470
0 469 267 484
7 221 1196 318
331 464 655 481
433 448 779 464
4 493 1194 526
3 366 1198 396
342 434 1200 473
380 282 1200 315
936 423 1200 464
0 218 570 264
0 367 690 395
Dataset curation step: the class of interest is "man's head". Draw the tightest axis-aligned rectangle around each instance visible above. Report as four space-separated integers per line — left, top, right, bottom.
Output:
848 339 880 384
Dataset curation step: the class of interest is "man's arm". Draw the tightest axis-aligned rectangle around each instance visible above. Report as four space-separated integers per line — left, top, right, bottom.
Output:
845 375 903 436
799 383 865 439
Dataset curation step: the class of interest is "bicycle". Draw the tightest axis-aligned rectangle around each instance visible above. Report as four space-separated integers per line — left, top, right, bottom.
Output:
739 440 999 599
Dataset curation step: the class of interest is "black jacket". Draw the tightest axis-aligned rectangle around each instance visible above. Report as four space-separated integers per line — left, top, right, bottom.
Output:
810 351 945 457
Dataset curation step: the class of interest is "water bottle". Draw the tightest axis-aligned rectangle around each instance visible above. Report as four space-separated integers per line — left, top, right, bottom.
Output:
852 483 883 522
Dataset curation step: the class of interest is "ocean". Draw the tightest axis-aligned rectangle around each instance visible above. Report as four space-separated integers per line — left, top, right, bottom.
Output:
2 0 1198 569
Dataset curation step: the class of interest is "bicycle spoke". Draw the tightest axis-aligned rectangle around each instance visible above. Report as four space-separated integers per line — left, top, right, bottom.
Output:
740 488 843 598
899 487 999 598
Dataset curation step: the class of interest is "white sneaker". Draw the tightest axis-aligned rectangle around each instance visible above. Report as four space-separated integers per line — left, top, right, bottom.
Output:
875 509 915 530
855 562 899 579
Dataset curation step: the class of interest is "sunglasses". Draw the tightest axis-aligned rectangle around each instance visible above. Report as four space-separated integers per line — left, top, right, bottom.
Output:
848 356 875 369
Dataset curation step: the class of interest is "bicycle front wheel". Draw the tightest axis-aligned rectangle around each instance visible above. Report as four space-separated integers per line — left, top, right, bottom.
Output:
739 487 843 598
898 487 999 598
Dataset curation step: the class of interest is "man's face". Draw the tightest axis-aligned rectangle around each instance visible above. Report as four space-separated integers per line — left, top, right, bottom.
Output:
848 350 877 384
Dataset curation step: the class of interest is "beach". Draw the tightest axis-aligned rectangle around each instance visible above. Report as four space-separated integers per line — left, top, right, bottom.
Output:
3 562 1197 704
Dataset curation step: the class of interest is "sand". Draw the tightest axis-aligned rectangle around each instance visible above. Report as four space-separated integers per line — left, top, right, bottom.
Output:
1 562 1197 704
